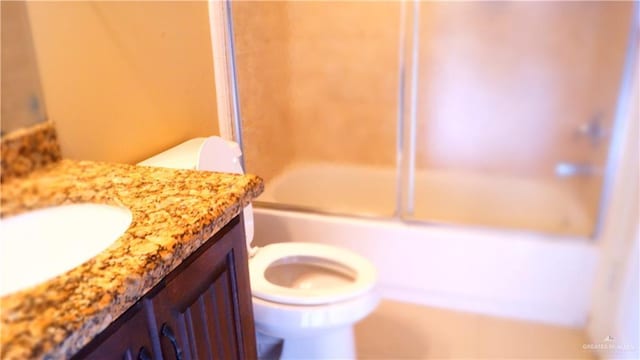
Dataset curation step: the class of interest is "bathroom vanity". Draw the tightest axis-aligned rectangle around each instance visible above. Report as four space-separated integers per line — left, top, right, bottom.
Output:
0 123 264 359
73 216 254 360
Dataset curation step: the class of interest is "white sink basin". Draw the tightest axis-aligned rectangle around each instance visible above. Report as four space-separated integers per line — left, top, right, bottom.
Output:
0 203 132 297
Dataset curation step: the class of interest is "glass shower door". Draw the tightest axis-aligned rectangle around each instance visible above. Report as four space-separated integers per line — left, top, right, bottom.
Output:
406 1 635 236
230 0 635 236
232 1 401 217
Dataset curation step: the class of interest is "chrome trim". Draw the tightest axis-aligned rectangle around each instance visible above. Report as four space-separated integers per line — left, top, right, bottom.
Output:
404 0 420 217
555 162 602 177
593 5 639 239
225 1 245 170
394 1 408 218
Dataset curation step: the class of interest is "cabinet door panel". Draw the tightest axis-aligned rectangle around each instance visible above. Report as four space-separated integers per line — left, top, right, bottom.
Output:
72 301 156 360
154 264 239 360
150 217 256 360
207 264 239 359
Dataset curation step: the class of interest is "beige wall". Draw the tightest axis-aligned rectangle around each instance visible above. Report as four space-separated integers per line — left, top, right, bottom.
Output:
26 1 218 164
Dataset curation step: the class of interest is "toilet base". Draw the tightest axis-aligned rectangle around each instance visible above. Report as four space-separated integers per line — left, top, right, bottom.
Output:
278 326 355 360
253 291 380 359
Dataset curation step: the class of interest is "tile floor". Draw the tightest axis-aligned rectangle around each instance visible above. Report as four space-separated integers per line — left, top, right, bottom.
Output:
354 300 596 359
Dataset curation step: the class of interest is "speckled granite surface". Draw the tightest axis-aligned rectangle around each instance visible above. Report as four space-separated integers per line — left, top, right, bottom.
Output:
0 122 61 182
0 159 263 359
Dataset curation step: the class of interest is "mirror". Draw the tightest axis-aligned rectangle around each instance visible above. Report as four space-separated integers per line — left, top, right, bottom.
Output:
1 1 47 136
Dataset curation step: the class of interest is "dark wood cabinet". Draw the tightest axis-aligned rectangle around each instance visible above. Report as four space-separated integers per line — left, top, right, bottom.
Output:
79 300 156 360
73 216 257 360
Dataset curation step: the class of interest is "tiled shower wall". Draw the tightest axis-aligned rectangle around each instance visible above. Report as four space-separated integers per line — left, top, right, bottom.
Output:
234 1 400 182
232 1 296 184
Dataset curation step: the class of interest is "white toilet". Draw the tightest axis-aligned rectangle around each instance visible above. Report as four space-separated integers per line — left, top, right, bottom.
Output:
139 137 379 359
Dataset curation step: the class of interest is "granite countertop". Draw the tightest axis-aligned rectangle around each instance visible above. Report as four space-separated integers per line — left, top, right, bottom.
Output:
0 158 263 359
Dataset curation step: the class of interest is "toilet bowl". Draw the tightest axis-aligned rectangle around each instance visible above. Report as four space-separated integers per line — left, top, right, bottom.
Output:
139 137 379 359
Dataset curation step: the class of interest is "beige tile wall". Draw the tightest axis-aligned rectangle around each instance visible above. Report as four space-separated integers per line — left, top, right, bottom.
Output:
285 1 400 167
233 1 295 183
234 1 400 182
26 1 218 164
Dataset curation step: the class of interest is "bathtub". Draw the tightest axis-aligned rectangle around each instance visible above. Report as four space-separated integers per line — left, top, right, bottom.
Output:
252 163 598 327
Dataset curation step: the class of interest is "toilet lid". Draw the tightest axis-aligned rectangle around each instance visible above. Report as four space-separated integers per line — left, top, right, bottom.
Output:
250 242 376 305
197 137 254 249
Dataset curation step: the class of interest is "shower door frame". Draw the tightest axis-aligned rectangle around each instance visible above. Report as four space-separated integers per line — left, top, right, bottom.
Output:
394 0 640 240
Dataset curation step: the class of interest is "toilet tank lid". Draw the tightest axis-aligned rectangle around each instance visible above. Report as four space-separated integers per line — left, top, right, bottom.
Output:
137 137 208 170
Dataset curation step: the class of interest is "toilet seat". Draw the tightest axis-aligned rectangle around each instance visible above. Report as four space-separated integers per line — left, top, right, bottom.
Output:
250 242 376 306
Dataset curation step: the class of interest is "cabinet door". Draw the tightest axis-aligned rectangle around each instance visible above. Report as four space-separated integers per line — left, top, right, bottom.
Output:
149 217 257 360
72 300 156 360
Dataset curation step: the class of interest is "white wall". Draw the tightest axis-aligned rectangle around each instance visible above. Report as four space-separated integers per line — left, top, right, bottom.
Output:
586 60 639 359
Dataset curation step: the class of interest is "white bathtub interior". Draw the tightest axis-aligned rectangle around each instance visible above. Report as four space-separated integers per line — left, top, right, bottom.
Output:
259 163 591 236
